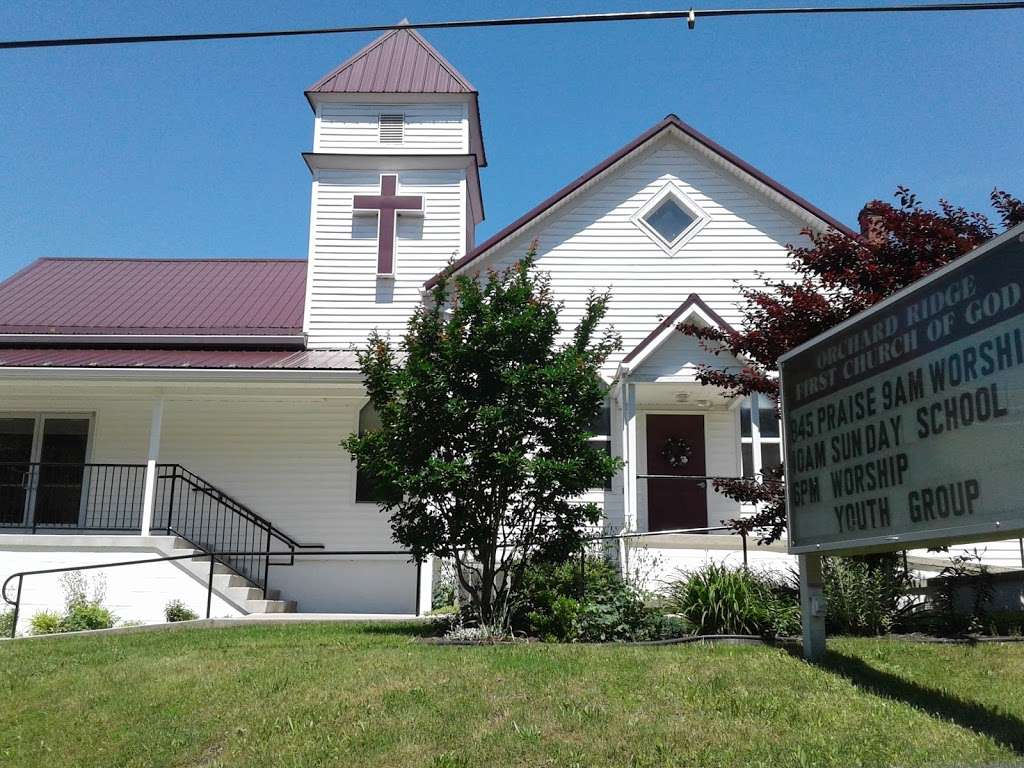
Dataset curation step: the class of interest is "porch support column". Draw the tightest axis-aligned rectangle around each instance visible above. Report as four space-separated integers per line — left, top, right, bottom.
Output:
799 553 827 660
416 555 434 616
140 397 164 537
622 381 638 532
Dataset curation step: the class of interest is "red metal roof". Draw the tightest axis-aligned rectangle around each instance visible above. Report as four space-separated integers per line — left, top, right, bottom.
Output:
308 22 475 95
0 258 307 336
0 347 358 370
425 114 856 289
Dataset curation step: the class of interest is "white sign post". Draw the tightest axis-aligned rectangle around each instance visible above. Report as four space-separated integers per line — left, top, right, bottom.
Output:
779 222 1024 659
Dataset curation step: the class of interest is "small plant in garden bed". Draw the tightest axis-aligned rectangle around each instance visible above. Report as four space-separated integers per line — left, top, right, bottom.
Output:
29 610 63 636
664 563 800 638
164 600 199 623
438 618 511 644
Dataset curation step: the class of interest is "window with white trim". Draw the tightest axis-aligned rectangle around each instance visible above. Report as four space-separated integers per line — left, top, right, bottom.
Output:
740 395 782 478
588 402 613 491
355 402 402 504
643 196 695 244
631 182 709 253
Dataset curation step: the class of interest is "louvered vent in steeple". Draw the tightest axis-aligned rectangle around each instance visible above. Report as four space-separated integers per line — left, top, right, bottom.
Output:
379 113 404 144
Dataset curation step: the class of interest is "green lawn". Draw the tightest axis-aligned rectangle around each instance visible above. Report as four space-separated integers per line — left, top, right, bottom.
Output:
1 623 1023 768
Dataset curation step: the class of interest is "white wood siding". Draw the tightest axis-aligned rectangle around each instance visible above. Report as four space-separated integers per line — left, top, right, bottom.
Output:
315 102 468 155
304 168 467 347
631 331 743 382
476 133 814 378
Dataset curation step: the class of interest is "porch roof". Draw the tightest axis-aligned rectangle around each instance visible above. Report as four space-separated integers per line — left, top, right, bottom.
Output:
0 347 358 370
0 258 306 337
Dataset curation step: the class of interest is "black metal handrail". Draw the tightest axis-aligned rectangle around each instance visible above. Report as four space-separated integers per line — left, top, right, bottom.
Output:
1 549 421 639
0 461 322 596
0 462 149 532
153 464 323 595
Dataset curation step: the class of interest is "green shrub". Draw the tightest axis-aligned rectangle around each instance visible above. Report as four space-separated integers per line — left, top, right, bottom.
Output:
0 608 15 637
823 554 911 635
984 611 1024 636
60 602 116 632
931 550 994 635
664 563 800 638
164 599 199 623
511 556 677 642
897 550 1010 637
901 607 1024 638
29 611 63 636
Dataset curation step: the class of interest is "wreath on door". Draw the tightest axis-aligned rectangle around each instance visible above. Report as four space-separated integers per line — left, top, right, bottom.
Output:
660 436 693 469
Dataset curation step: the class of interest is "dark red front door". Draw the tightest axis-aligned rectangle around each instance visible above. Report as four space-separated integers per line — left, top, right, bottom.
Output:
645 414 707 531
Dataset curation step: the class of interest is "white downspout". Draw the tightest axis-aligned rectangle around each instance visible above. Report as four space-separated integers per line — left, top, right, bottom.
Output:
620 378 639 580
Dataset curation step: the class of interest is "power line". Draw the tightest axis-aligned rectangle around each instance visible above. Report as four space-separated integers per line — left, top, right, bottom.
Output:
1 2 1022 50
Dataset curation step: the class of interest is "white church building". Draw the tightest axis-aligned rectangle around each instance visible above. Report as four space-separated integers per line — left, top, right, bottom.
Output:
5 24 1012 631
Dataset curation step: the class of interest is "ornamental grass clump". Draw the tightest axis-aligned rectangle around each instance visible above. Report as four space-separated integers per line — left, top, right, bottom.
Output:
664 563 800 638
822 554 912 636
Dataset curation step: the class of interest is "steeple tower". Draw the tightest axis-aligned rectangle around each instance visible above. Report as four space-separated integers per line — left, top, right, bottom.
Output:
301 22 485 348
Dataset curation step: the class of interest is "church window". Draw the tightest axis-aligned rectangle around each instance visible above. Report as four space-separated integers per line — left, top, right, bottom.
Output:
740 394 782 478
632 183 709 253
642 196 696 245
588 401 614 491
379 113 405 144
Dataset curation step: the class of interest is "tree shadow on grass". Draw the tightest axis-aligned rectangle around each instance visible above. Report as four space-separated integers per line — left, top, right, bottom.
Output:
815 650 1024 757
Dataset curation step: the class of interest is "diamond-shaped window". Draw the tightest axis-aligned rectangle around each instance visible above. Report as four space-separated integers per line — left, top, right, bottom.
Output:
643 196 696 245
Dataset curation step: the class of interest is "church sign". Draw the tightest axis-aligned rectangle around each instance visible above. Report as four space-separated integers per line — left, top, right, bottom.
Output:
780 222 1024 555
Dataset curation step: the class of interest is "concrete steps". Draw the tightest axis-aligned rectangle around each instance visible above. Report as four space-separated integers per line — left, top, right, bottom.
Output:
162 537 297 615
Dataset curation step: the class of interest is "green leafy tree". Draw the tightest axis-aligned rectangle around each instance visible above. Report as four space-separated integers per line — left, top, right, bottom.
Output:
344 247 621 630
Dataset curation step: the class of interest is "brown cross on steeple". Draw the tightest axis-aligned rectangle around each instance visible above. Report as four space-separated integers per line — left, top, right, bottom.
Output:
353 175 423 277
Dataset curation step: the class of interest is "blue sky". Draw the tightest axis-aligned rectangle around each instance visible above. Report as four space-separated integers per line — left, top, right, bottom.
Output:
0 1 1020 276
